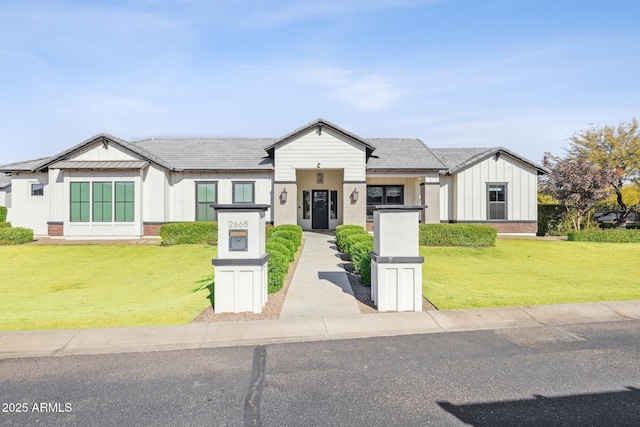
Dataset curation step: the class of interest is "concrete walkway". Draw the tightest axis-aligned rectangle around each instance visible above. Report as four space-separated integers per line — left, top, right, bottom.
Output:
1 301 639 359
280 231 360 318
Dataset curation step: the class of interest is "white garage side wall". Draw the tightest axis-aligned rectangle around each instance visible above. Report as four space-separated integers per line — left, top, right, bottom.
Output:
274 128 366 182
63 170 143 237
439 175 455 221
168 171 273 222
141 164 167 222
6 173 50 235
454 155 538 221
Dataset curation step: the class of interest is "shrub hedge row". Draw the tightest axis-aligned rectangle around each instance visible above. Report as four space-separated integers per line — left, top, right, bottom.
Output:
0 227 34 245
265 224 303 293
0 206 7 223
567 229 640 243
626 223 640 229
160 222 218 245
0 222 11 228
335 225 374 286
419 224 496 246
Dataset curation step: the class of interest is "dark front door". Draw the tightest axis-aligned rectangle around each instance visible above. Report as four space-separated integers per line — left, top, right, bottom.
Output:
312 190 329 229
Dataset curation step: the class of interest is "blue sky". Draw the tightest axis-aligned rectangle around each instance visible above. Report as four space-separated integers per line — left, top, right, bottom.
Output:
1 0 639 165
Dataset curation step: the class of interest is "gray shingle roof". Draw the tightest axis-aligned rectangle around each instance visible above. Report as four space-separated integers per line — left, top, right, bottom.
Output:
0 157 51 172
431 147 548 175
134 138 274 171
366 138 446 171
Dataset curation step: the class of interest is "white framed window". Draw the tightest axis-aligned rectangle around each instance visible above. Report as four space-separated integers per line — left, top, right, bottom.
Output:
31 183 44 196
488 183 507 220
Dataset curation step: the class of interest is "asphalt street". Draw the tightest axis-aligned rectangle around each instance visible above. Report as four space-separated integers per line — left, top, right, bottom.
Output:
1 320 639 426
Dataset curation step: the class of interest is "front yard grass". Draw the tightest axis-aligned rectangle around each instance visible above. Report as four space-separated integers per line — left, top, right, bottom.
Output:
422 239 640 310
0 245 217 331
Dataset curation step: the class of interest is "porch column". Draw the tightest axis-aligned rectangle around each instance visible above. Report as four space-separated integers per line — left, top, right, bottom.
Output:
273 181 297 226
420 182 440 224
342 181 366 226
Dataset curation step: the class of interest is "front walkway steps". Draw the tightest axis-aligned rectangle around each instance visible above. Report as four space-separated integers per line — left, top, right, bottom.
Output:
280 231 361 319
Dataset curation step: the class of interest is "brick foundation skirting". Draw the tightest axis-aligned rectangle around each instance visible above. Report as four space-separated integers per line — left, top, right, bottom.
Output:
454 221 537 234
143 222 165 236
47 222 63 236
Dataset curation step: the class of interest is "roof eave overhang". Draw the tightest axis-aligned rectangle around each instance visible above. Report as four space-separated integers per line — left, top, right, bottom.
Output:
447 148 548 176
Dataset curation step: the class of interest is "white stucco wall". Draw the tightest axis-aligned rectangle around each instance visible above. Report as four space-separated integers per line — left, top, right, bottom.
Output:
441 155 538 222
274 128 366 182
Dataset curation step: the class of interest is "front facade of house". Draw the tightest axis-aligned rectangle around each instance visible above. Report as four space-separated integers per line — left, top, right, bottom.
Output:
0 119 547 237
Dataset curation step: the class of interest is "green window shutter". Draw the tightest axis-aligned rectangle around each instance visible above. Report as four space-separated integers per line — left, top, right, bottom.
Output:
70 182 90 222
115 182 134 222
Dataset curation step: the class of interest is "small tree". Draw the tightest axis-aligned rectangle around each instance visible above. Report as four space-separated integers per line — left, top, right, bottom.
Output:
541 154 615 231
569 118 640 226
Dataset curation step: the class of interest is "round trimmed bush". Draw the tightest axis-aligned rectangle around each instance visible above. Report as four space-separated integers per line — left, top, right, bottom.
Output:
343 233 373 255
266 249 289 293
272 224 302 244
265 240 292 262
269 235 296 261
336 226 368 252
0 227 34 245
271 229 300 250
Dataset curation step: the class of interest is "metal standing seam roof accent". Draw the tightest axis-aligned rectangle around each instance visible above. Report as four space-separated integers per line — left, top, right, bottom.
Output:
264 118 377 152
49 160 150 170
31 133 174 172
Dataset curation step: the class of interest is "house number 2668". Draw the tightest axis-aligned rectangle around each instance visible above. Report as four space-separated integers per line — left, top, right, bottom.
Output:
228 220 249 228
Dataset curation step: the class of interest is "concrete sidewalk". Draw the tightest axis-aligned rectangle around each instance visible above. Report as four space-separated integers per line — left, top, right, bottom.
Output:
280 231 360 318
1 301 639 359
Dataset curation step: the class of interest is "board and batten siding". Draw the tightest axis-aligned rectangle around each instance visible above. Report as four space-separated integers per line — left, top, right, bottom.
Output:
7 172 50 235
447 155 538 221
167 171 273 222
71 141 143 162
274 128 366 182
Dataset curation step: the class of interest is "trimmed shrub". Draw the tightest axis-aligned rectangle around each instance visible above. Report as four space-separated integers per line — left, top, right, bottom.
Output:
419 224 496 246
0 206 6 222
159 222 218 245
567 229 640 243
265 240 292 262
270 229 300 251
335 225 367 252
0 222 10 228
271 224 302 247
266 248 289 293
269 235 296 261
343 233 373 255
351 238 373 275
626 223 640 230
265 223 275 238
0 227 33 245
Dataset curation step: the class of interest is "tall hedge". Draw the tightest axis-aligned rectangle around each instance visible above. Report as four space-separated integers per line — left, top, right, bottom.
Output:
0 206 7 222
350 239 374 286
419 224 496 246
0 227 33 245
160 222 218 245
264 224 303 293
567 229 640 243
538 204 565 236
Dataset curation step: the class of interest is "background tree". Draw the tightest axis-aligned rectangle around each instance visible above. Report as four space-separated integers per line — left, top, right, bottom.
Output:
541 154 615 231
569 118 640 226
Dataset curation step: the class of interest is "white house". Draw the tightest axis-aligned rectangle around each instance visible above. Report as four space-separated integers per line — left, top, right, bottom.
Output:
0 118 547 238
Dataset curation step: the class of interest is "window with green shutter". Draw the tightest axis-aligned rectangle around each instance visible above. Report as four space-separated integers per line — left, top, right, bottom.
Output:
115 182 134 222
196 182 217 221
92 182 112 222
70 182 90 222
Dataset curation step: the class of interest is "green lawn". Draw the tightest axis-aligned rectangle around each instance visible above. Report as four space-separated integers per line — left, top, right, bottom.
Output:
422 239 640 310
0 245 217 330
